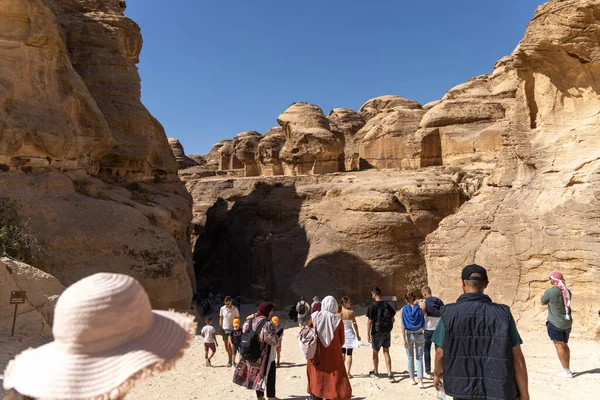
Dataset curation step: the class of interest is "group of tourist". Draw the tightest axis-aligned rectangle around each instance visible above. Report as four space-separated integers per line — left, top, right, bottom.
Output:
2 264 576 400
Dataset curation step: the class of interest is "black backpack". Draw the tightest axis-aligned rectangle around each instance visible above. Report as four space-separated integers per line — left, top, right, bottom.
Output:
298 302 306 315
375 302 394 333
240 318 269 362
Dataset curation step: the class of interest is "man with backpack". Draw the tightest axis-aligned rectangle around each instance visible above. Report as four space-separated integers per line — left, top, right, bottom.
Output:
296 296 311 327
367 287 396 379
420 286 444 379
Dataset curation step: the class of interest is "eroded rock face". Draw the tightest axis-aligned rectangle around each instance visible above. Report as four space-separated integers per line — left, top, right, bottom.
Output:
0 0 193 309
257 127 286 176
278 102 344 175
426 0 600 333
218 140 243 171
168 138 201 169
327 108 365 171
0 257 65 336
185 170 463 304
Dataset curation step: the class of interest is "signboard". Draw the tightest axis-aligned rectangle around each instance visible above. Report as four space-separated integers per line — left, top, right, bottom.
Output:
10 291 26 304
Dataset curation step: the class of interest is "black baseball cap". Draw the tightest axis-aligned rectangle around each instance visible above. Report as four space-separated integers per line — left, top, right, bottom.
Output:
461 264 488 281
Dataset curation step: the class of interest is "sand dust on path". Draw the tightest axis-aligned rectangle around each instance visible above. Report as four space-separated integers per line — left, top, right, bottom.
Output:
2 313 599 399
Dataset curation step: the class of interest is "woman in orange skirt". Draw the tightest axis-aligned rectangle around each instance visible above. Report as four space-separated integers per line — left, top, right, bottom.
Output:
306 296 352 400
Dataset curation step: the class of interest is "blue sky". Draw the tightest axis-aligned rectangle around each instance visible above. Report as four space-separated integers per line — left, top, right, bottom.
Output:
127 1 544 155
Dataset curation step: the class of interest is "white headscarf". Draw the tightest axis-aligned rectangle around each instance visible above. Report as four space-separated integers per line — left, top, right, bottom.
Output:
311 295 341 347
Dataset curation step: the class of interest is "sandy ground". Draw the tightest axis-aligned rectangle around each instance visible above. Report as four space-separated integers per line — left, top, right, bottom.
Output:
2 309 599 400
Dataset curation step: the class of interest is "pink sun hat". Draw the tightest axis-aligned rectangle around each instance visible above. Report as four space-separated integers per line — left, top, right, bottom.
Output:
3 273 196 400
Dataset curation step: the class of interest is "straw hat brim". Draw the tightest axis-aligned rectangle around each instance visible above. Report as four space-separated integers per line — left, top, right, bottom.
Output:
3 310 196 400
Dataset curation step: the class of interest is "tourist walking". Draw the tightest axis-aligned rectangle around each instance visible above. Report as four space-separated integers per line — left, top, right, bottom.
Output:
306 296 352 400
311 296 322 312
219 295 240 367
339 296 361 378
366 287 396 379
401 292 426 388
229 318 243 366
420 285 444 379
296 297 311 327
542 270 574 377
201 316 218 366
432 264 530 400
233 302 280 400
2 273 195 400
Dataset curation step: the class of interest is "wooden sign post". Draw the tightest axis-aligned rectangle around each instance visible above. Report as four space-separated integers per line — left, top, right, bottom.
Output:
9 291 26 337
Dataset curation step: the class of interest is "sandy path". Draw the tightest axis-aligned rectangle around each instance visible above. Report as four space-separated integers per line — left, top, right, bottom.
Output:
2 312 599 399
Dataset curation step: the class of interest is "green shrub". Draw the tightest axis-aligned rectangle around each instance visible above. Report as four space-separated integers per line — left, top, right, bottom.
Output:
0 197 43 264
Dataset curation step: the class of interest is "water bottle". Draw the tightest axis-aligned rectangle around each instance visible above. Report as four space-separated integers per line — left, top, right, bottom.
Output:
436 379 447 400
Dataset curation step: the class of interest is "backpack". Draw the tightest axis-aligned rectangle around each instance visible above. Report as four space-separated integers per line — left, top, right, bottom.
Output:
298 302 306 315
375 302 394 333
298 322 321 366
425 296 444 318
240 318 269 363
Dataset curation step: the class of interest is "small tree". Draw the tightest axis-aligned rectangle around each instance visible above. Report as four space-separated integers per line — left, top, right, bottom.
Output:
0 197 43 264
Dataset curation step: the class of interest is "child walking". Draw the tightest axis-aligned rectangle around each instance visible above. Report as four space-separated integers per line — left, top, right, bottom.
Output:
272 316 285 367
229 318 243 366
200 316 218 366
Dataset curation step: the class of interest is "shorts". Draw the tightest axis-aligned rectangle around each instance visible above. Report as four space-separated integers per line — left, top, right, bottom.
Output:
371 332 391 351
232 345 240 355
222 329 231 341
341 347 354 356
546 321 571 343
204 343 216 352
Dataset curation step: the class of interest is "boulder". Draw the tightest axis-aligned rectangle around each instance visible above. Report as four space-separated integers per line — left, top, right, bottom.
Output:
426 0 600 334
327 108 365 171
278 102 344 175
358 95 422 122
168 138 201 170
0 257 65 336
257 127 286 176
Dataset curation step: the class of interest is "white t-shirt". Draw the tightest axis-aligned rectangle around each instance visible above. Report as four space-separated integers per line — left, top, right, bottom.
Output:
201 325 216 343
219 305 240 330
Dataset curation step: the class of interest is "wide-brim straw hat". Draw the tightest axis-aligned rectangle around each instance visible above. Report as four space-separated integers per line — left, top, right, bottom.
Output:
3 273 196 400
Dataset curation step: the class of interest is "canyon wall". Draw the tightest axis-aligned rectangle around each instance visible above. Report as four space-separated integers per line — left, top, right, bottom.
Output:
0 0 193 309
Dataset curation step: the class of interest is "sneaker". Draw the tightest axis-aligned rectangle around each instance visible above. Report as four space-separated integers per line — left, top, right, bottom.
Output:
417 382 425 389
205 360 210 367
557 370 573 378
227 361 232 367
409 379 418 385
424 373 433 379
369 370 379 378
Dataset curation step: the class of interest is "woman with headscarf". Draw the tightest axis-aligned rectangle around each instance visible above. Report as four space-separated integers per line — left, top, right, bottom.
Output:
233 302 280 400
306 296 352 400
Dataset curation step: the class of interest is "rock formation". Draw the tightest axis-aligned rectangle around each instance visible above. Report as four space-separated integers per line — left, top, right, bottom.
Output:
0 257 64 336
185 169 463 304
278 102 344 175
426 0 600 332
0 0 193 309
257 127 286 176
327 109 365 171
234 131 262 177
358 95 422 121
168 138 201 169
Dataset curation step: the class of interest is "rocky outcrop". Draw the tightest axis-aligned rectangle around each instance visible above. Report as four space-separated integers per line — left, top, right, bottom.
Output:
426 0 600 333
0 257 64 336
168 138 201 169
356 106 426 170
358 95 422 121
257 127 286 176
0 0 193 309
234 131 262 177
278 102 344 175
327 109 365 171
218 140 243 171
185 169 463 304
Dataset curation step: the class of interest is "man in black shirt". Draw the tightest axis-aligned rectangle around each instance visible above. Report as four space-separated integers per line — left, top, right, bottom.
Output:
367 287 396 379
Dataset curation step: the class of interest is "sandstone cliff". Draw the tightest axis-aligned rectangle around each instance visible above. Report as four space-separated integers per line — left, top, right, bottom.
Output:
0 0 193 309
426 0 600 332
